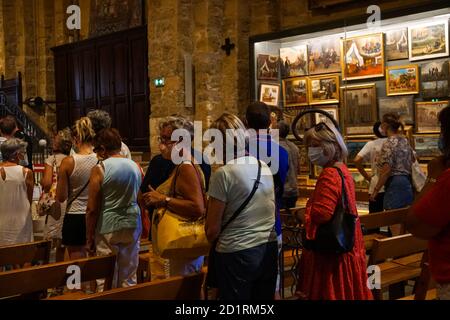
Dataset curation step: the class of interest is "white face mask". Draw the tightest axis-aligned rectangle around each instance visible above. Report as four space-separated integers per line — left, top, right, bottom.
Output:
378 126 386 137
308 147 329 167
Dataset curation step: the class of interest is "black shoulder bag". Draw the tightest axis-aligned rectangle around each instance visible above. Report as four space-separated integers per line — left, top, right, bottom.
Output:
302 166 357 254
205 160 262 289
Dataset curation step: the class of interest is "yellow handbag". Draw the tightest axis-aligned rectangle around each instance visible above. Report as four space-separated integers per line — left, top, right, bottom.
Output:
152 163 210 259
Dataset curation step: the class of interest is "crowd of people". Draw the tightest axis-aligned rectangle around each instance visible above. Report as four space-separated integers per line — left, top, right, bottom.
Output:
0 100 449 300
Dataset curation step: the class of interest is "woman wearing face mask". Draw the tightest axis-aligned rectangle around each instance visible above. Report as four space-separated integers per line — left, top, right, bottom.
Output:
371 113 415 212
296 120 372 300
407 105 450 300
0 138 34 246
142 115 206 280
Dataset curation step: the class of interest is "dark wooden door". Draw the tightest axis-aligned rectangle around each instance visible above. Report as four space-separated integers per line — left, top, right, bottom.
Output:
52 26 149 151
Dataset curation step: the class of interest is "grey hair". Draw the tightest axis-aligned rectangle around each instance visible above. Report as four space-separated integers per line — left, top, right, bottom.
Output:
87 109 112 133
305 119 348 162
159 115 194 139
1 138 28 162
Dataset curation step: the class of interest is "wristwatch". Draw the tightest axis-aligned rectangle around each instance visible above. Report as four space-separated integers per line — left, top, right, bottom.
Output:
165 197 172 206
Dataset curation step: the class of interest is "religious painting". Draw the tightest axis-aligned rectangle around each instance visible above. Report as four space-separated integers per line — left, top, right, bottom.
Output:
308 74 340 105
349 168 370 190
308 36 341 75
257 54 280 80
341 33 385 81
415 101 449 133
90 0 143 37
259 84 280 107
314 106 339 124
386 65 419 96
413 135 441 159
385 28 409 61
341 84 378 136
409 20 449 61
420 59 450 99
378 96 414 125
346 140 370 165
280 45 309 77
283 77 308 106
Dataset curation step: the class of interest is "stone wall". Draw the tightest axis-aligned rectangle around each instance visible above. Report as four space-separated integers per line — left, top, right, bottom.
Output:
0 0 443 154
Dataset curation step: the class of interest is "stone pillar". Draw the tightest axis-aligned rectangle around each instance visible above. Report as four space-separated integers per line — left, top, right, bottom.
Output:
0 0 5 75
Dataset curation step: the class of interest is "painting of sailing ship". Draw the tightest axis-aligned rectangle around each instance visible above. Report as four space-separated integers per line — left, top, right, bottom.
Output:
283 77 308 106
409 21 449 61
386 64 419 96
385 28 408 60
280 45 309 77
341 33 385 81
420 59 450 99
257 54 280 80
308 36 341 75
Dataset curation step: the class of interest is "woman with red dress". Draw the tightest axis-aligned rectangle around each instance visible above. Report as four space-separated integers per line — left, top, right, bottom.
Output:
296 120 373 300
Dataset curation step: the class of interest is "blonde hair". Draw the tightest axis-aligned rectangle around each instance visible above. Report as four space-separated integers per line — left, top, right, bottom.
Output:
72 117 95 144
55 128 73 155
305 120 348 162
210 113 248 158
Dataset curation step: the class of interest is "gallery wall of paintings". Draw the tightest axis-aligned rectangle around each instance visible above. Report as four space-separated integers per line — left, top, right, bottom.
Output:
252 7 450 191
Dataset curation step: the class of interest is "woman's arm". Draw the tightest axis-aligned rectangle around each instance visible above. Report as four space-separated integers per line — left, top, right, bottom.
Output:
56 157 74 203
370 163 391 201
143 164 205 219
41 164 53 193
86 166 104 253
205 197 226 242
24 168 34 204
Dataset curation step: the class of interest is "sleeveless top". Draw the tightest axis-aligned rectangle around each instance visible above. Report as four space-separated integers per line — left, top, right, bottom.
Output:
67 153 98 214
0 166 33 245
98 157 142 235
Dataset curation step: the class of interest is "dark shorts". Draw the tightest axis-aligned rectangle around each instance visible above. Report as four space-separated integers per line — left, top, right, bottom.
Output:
215 241 278 300
62 214 86 246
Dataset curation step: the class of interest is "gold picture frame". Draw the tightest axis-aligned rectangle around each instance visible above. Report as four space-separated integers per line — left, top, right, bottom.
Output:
340 33 385 81
386 64 419 96
341 83 378 136
415 101 449 134
282 77 309 107
349 168 371 190
308 74 340 105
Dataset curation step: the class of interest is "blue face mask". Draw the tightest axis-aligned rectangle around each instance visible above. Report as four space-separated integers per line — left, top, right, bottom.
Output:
438 135 445 153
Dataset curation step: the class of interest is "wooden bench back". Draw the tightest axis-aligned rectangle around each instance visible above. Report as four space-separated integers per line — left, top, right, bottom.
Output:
359 207 408 231
81 272 205 300
0 240 52 268
0 254 116 298
368 234 428 265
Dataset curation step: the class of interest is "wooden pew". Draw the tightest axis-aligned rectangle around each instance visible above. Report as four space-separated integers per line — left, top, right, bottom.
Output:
399 252 437 300
0 240 52 269
0 254 116 299
360 208 409 251
49 272 205 300
368 234 428 300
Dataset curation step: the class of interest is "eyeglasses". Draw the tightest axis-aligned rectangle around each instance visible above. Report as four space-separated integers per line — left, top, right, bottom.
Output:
158 136 176 146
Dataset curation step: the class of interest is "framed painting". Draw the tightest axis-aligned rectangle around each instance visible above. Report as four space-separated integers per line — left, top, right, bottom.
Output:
280 45 309 77
283 77 308 106
341 84 378 136
420 60 450 99
385 28 409 61
413 134 441 159
349 168 370 190
308 74 340 105
415 101 449 133
256 54 280 80
308 36 341 75
341 33 385 81
378 96 414 125
298 145 310 175
259 84 280 107
386 64 419 96
314 105 339 124
346 139 370 165
290 108 314 139
409 20 449 62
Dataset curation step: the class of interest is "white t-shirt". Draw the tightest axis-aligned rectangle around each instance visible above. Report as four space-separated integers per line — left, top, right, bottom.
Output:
357 138 387 195
208 156 277 253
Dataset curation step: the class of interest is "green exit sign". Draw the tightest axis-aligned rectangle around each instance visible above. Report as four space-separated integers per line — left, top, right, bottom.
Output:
154 77 165 88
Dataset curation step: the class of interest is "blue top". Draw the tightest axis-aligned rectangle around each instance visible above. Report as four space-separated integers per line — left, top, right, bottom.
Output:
98 157 142 234
247 134 289 236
